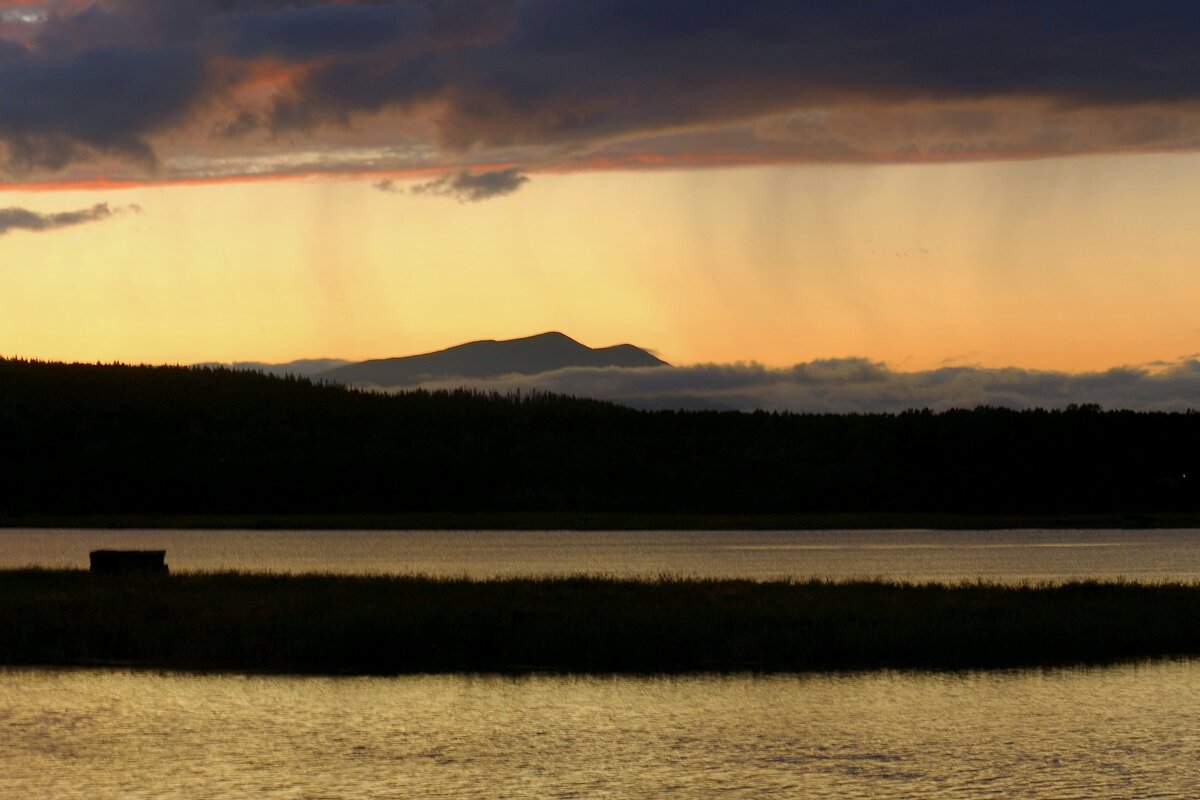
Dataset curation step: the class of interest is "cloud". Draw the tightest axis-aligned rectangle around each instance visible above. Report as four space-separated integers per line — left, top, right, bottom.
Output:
359 358 1200 413
212 4 427 62
0 202 140 235
8 1 1200 180
375 168 530 201
0 39 25 60
267 1 1200 153
409 168 529 201
0 45 207 172
210 1 516 61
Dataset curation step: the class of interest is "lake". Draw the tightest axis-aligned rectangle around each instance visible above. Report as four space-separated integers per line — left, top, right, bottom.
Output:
2 662 1197 798
5 530 1199 796
3 528 1200 582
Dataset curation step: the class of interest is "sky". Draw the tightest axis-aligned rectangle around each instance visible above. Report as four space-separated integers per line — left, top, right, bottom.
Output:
2 1 1200 405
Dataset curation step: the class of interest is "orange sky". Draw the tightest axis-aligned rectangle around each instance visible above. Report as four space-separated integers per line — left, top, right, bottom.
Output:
2 153 1198 371
5 0 1200 404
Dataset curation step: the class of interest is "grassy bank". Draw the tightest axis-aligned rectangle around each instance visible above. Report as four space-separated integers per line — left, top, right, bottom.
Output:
2 571 1199 674
4 510 1200 530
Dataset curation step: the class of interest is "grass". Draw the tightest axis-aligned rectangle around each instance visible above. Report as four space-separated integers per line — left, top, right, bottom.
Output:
2 570 1199 674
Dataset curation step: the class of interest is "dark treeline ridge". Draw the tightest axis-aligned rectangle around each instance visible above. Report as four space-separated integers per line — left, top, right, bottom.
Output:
1 357 1199 518
3 571 1199 673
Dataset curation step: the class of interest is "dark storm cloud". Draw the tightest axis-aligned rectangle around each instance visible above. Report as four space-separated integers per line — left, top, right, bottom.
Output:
6 1 1200 177
211 0 516 62
0 39 24 61
0 202 139 235
44 1 348 49
268 0 1200 151
214 4 426 61
0 45 206 171
394 359 1200 413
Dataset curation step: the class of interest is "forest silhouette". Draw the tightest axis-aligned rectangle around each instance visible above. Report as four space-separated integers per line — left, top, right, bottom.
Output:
1 358 1197 518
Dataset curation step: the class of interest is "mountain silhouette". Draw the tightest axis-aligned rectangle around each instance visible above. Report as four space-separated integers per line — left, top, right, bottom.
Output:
315 332 667 387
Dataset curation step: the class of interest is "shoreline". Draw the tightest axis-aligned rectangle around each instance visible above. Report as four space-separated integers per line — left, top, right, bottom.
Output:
4 570 1199 675
3 511 1200 531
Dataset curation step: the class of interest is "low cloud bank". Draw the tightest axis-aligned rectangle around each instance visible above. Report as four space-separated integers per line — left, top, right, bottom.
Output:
373 359 1200 413
0 202 140 235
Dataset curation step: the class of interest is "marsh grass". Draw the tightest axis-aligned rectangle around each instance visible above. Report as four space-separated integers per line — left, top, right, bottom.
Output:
2 570 1198 674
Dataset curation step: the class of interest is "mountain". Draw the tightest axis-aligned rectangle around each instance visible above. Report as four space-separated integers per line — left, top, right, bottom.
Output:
315 332 667 387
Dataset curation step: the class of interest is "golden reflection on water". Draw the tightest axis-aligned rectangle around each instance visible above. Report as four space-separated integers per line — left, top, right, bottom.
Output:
2 662 1198 798
6 528 1200 582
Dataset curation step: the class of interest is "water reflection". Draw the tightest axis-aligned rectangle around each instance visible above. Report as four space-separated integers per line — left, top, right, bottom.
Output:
2 662 1198 798
4 528 1200 582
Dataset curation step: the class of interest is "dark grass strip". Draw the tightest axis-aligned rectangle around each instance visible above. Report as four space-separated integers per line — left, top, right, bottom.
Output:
2 570 1199 674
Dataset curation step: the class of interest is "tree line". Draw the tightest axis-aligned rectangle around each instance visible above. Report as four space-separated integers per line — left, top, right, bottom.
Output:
1 358 1197 516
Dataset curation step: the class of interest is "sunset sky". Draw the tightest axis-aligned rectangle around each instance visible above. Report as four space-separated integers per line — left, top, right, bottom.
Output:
2 1 1200 380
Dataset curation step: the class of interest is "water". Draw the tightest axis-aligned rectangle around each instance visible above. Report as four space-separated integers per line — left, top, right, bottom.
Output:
2 662 1197 798
3 528 1200 582
6 535 1197 796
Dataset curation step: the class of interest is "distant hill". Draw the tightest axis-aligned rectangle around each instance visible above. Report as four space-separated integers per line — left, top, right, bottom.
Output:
315 331 667 387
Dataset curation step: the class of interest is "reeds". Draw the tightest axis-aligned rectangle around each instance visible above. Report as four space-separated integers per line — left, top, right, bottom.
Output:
2 570 1198 674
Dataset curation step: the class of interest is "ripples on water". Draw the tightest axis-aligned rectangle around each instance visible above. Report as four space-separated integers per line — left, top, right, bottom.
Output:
4 528 1200 582
5 531 1200 796
2 663 1198 799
